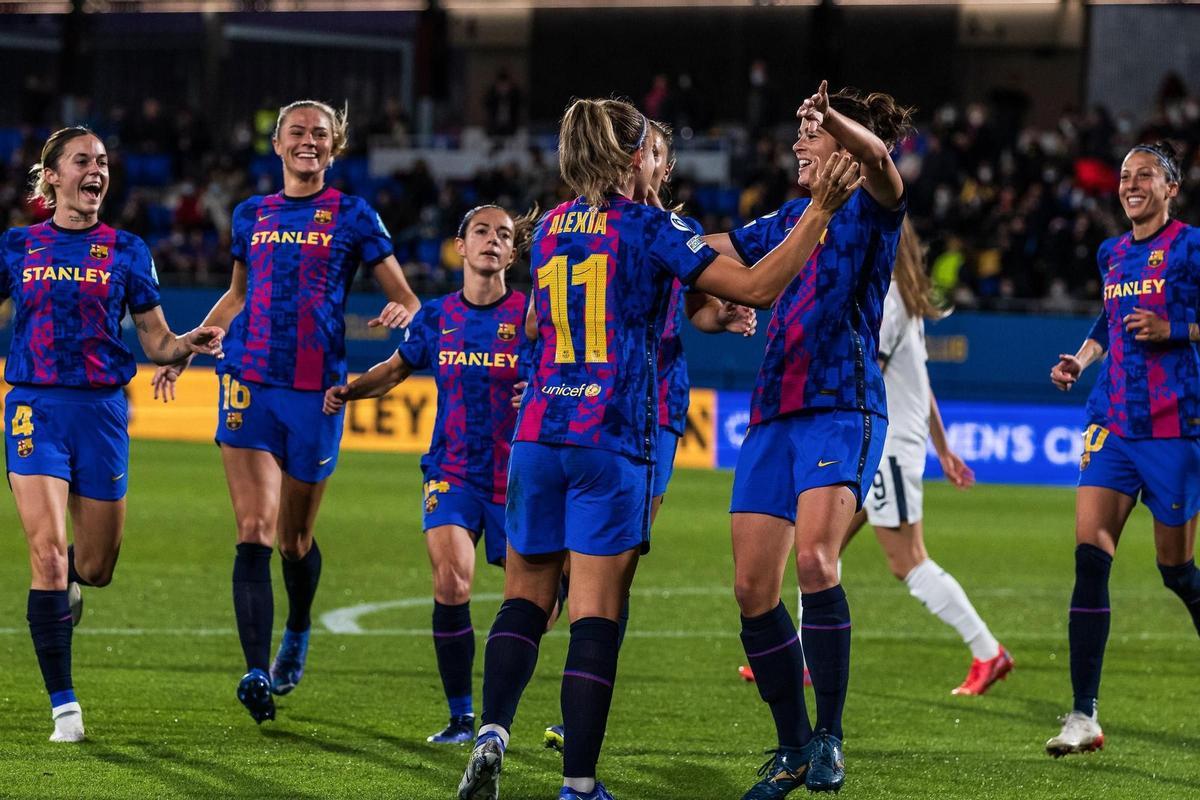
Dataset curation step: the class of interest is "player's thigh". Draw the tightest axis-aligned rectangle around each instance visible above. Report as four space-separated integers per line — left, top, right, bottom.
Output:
731 511 795 615
502 545 566 615
10 474 70 587
565 548 640 623
426 524 480 604
67 494 126 584
794 484 859 592
221 444 284 546
1075 486 1136 554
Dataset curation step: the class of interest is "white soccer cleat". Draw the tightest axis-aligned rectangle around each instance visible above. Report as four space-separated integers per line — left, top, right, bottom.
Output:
458 733 504 800
1045 710 1104 757
49 702 85 743
68 582 83 627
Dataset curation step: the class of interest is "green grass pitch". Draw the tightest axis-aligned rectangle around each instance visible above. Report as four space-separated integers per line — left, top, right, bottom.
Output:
0 440 1195 799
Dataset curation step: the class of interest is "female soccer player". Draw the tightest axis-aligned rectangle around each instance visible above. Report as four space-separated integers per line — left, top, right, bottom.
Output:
323 203 533 746
3 126 222 742
846 219 1011 695
1045 140 1200 757
705 81 911 796
456 97 863 800
154 100 419 724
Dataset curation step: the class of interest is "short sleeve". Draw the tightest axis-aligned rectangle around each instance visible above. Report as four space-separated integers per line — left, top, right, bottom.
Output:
1087 307 1109 352
355 199 394 268
854 189 907 234
877 285 906 364
126 236 162 314
229 199 254 264
396 305 435 370
0 230 15 300
728 207 790 265
646 210 719 286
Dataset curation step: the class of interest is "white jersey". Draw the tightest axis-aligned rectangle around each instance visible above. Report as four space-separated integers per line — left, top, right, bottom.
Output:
877 282 930 455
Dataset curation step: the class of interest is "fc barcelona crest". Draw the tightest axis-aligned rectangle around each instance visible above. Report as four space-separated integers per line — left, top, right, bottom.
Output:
90 244 109 260
1148 249 1164 267
225 411 243 431
497 322 516 341
425 493 439 513
314 209 333 224
17 438 33 457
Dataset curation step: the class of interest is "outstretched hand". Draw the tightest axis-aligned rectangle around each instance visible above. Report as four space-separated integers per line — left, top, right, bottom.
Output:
369 302 414 330
151 362 186 403
939 451 975 490
716 302 758 337
807 152 865 213
324 385 350 415
185 326 225 358
1050 353 1083 391
797 79 830 136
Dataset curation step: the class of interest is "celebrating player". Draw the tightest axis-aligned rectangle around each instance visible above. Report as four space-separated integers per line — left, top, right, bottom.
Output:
845 219 1011 695
3 126 223 742
1045 140 1200 757
154 100 419 724
704 82 911 796
456 97 863 800
323 203 534 745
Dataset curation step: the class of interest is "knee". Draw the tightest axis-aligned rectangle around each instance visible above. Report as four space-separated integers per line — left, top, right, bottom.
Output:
30 544 68 587
733 577 775 617
236 514 275 547
278 537 312 562
82 564 115 587
795 546 838 591
433 564 472 606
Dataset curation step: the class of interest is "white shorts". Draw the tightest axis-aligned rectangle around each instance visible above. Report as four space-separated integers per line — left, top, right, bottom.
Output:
864 450 925 528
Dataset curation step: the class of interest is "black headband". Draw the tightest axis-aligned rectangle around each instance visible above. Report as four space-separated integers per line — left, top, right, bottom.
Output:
1129 145 1181 184
457 204 504 238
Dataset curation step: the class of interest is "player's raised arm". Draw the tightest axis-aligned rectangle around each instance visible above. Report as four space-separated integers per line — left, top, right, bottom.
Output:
323 352 412 414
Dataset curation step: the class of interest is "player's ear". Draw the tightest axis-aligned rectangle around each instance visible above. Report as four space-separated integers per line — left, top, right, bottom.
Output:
454 238 467 259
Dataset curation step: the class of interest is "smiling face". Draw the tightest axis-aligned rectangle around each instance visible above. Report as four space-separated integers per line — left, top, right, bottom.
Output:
273 106 334 182
792 124 842 190
1119 150 1178 228
456 207 516 276
45 133 108 218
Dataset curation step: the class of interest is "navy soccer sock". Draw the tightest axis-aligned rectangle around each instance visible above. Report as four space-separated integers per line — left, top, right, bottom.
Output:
281 539 322 633
616 593 630 650
433 600 475 717
480 598 548 732
740 601 811 749
66 545 94 588
28 590 75 707
232 543 274 673
1069 543 1112 715
1158 559 1200 637
562 617 621 780
801 585 851 741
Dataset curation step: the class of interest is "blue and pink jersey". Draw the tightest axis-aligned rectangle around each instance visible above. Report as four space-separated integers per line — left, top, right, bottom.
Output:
398 288 532 504
0 221 161 388
729 190 905 425
657 280 690 436
1085 219 1200 439
224 186 393 391
515 195 717 461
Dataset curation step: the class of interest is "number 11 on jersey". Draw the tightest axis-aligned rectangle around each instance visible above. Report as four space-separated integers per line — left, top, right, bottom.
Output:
536 254 609 364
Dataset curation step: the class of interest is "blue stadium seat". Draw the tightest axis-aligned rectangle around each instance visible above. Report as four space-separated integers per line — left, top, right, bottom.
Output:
123 154 174 187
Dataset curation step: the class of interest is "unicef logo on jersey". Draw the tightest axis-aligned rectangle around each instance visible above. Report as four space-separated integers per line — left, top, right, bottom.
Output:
541 382 602 400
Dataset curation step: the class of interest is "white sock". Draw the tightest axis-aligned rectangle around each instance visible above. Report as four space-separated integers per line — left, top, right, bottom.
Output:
563 777 596 794
478 723 509 749
904 559 999 661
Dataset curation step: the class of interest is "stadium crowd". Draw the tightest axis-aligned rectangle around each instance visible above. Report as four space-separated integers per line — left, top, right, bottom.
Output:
0 78 1196 312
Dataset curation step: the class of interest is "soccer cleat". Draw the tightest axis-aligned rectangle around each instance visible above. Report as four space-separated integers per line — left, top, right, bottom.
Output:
458 732 504 800
738 666 813 688
740 745 812 799
237 669 276 724
559 781 616 799
428 714 476 744
804 730 845 793
270 627 310 695
1045 711 1104 757
544 723 565 752
952 646 1014 696
49 701 85 743
67 582 83 628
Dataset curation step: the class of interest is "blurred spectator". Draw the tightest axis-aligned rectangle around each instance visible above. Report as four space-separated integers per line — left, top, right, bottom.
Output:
484 69 523 138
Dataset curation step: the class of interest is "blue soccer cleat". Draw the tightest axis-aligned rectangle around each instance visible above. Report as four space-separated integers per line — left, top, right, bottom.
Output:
544 723 565 752
428 714 476 744
270 628 310 696
740 745 812 800
458 731 504 800
237 669 276 724
804 730 845 793
559 781 616 799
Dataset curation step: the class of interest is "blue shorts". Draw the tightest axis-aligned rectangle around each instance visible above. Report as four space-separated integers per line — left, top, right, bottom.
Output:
651 428 681 499
730 410 887 521
5 385 129 501
214 376 343 484
506 441 652 557
1077 425 1200 527
422 477 508 566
